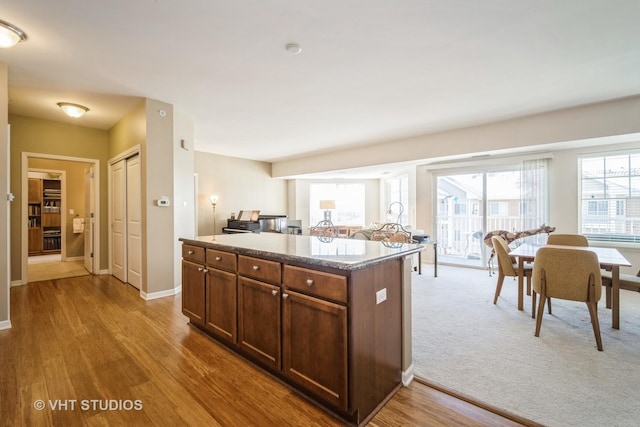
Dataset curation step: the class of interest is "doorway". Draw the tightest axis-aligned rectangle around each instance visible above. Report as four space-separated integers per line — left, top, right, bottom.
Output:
21 152 100 285
434 162 548 269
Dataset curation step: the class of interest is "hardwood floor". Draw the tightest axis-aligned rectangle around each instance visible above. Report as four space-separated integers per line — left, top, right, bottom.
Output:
1 275 535 426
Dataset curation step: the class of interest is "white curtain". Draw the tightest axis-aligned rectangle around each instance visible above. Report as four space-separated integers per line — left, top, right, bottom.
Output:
520 158 549 243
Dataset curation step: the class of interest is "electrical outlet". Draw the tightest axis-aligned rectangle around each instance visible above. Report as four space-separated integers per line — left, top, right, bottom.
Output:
376 288 387 305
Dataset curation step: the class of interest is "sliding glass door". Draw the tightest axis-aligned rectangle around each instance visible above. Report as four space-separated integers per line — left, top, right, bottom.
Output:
436 165 545 268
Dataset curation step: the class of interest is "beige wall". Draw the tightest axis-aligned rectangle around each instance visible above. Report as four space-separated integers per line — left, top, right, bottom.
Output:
143 99 175 296
0 62 8 325
107 99 180 296
8 114 110 282
108 101 146 158
194 152 287 235
273 96 640 178
173 111 195 287
28 159 91 258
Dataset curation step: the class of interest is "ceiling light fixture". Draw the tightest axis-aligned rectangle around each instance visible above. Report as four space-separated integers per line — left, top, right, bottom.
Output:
0 19 27 48
57 102 89 118
285 43 302 54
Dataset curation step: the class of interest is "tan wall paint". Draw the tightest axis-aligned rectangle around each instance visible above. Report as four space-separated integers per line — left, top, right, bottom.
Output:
144 99 174 295
194 151 287 235
108 101 146 159
8 115 109 282
272 96 640 178
173 111 195 288
28 159 91 258
0 62 9 324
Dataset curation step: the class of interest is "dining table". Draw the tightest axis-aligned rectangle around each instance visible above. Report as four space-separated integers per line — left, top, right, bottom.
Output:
508 243 632 329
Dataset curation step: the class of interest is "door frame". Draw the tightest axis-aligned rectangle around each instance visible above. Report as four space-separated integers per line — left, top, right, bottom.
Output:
21 152 101 284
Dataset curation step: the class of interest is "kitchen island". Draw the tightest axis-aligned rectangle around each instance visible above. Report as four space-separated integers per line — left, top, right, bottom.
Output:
179 233 423 425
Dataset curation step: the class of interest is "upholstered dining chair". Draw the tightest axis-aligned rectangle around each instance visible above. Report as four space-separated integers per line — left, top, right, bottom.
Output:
532 233 589 316
547 233 589 246
532 246 603 351
491 236 532 307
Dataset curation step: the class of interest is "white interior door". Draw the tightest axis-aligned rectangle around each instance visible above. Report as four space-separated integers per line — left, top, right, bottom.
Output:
111 159 126 282
83 166 95 273
126 155 141 289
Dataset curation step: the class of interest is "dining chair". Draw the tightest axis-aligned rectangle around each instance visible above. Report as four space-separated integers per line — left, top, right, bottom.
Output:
532 246 603 351
546 233 589 246
532 233 589 316
491 236 532 307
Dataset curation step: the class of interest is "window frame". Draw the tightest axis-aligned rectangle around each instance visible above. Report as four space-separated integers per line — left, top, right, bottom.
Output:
578 150 640 244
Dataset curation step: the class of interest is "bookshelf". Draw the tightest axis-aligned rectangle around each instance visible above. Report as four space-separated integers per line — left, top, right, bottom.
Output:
27 178 62 255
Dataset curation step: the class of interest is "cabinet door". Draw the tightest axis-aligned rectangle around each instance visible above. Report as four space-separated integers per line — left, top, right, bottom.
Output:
283 290 348 411
238 276 281 369
205 268 237 344
181 260 206 326
28 178 42 203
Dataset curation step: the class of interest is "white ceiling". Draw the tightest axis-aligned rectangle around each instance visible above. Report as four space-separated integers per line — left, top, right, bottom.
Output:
1 0 640 166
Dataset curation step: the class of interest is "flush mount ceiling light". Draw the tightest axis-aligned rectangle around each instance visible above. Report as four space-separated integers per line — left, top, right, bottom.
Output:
0 19 27 48
57 102 89 118
285 43 302 54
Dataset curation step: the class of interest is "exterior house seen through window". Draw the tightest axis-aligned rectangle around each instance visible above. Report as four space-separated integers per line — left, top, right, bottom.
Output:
580 151 640 243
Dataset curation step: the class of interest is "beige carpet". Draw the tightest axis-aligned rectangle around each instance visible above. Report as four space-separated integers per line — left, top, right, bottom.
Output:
27 260 89 282
412 265 640 427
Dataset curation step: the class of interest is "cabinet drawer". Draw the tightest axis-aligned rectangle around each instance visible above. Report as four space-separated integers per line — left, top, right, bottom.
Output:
238 255 281 284
206 249 237 272
283 265 347 304
182 244 205 264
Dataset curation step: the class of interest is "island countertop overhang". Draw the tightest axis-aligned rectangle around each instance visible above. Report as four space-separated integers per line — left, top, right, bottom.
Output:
179 233 424 271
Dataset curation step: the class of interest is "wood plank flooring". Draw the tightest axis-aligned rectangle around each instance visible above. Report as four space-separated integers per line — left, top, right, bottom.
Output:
1 275 536 426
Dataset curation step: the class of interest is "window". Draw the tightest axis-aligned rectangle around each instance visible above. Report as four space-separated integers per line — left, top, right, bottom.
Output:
489 201 508 217
579 152 640 243
309 183 365 226
385 175 409 224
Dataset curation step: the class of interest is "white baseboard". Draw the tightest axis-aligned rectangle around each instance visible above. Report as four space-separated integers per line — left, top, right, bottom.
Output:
11 279 23 287
0 320 12 330
66 256 84 262
141 286 181 301
402 363 414 386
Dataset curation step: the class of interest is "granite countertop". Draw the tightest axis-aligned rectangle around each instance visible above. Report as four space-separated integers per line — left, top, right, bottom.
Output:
180 233 424 271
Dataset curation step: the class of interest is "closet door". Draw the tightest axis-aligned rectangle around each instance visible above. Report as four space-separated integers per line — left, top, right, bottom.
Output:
111 159 126 282
126 155 142 289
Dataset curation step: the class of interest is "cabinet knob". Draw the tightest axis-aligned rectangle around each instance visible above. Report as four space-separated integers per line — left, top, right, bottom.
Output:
188 250 194 255
252 265 260 271
306 279 314 286
197 267 204 272
215 256 221 261
203 268 208 273
271 289 278 296
282 293 289 300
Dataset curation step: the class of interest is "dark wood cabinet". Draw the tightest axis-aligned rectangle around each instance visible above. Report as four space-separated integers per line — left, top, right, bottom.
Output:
205 267 237 344
180 235 410 425
238 276 281 369
282 289 348 411
181 259 206 326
